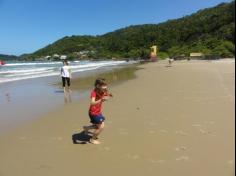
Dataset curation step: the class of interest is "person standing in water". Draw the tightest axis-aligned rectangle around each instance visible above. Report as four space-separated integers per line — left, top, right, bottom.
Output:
60 60 72 92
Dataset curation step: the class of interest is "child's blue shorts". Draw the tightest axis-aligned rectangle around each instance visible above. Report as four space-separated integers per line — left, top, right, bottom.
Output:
89 114 105 124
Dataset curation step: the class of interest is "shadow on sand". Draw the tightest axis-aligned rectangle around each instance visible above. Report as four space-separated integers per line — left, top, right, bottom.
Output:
54 90 64 93
72 131 92 145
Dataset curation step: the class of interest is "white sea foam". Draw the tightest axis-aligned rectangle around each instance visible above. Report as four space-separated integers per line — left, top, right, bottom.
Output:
0 68 52 74
0 60 133 83
4 62 62 67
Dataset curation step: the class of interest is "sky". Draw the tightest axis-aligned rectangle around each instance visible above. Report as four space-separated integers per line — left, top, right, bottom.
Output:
0 0 231 56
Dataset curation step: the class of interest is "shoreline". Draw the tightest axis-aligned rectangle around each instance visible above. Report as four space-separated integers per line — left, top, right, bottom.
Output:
0 60 137 84
0 63 139 134
0 59 234 176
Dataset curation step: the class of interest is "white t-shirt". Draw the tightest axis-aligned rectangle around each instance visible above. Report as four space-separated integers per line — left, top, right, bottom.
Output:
61 65 71 78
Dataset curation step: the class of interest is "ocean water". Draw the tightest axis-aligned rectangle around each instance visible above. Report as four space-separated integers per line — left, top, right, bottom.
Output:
0 60 132 83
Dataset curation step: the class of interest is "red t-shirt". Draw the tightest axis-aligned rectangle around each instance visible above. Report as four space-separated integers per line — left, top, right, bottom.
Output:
89 90 104 116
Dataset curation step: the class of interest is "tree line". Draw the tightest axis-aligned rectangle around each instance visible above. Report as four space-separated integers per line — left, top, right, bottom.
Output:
24 1 235 60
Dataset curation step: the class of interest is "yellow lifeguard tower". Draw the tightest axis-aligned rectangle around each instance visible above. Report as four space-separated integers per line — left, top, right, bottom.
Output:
150 45 158 61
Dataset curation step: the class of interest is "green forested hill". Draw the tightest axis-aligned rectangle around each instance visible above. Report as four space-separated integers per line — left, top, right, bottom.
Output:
0 54 18 60
26 1 235 60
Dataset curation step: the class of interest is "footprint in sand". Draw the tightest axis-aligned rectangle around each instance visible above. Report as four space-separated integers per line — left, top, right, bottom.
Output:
175 146 187 152
18 136 27 140
176 156 190 162
103 147 111 151
192 124 202 127
132 155 140 160
52 137 63 141
192 124 216 136
148 122 158 127
119 131 128 135
162 97 169 102
199 129 215 136
199 129 207 134
126 154 140 160
148 130 156 134
175 131 189 136
157 160 165 164
147 159 157 164
159 129 168 133
204 121 216 125
147 159 165 164
228 160 234 165
118 129 129 135
36 164 53 170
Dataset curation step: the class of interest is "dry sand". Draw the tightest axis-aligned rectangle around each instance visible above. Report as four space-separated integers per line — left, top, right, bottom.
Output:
0 60 234 176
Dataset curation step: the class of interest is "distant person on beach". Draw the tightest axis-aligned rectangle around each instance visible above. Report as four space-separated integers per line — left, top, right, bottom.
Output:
83 78 113 145
168 58 174 66
60 60 72 92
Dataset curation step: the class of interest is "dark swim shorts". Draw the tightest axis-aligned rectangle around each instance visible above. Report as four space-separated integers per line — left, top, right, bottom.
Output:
89 114 105 124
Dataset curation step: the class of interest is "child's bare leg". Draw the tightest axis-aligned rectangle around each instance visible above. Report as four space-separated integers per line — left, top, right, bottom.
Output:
83 125 97 133
93 123 104 138
90 122 105 144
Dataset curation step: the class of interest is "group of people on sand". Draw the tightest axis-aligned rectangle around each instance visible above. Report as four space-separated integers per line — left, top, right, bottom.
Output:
60 60 113 145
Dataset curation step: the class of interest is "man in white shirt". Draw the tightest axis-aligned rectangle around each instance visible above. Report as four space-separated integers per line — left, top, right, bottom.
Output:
61 60 72 92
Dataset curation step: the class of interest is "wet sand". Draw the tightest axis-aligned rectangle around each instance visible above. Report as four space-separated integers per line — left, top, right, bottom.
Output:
0 65 138 133
0 59 235 176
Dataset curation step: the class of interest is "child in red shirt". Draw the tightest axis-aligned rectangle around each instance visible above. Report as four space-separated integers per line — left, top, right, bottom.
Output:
83 78 113 144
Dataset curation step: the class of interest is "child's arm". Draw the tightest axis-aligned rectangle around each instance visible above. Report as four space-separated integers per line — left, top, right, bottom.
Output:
104 92 113 97
103 88 113 97
90 97 102 105
105 91 113 97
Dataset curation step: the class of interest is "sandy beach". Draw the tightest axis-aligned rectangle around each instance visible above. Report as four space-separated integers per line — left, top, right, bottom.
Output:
0 59 234 176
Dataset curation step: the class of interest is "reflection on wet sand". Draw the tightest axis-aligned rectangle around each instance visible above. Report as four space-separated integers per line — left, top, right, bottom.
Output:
5 92 11 102
0 64 139 134
64 90 72 104
56 65 140 91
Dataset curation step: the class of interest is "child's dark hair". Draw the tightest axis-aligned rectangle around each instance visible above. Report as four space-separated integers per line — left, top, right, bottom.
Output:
94 78 106 88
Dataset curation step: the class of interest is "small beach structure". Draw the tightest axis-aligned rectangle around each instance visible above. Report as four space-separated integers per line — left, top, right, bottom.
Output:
53 54 60 58
60 55 67 60
190 53 204 59
44 56 51 60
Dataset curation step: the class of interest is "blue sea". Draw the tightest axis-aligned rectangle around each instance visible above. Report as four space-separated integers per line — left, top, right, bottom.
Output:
0 60 133 83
